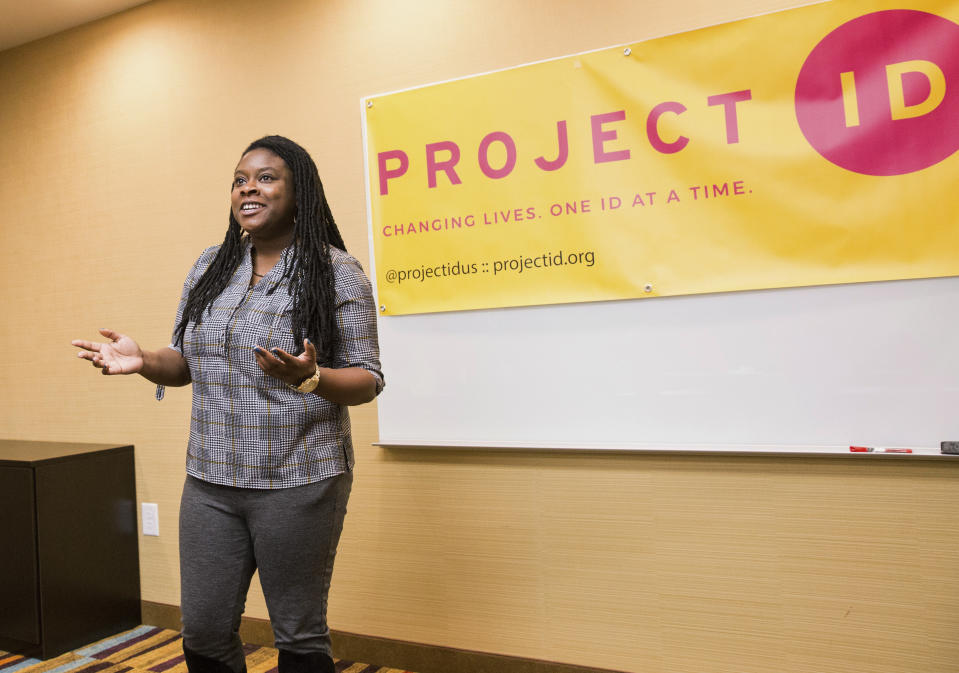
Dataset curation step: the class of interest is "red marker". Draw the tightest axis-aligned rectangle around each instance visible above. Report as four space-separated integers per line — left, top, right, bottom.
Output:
880 448 912 453
849 446 874 452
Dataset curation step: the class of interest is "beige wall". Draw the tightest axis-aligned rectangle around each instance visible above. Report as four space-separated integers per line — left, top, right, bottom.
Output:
2 1 958 672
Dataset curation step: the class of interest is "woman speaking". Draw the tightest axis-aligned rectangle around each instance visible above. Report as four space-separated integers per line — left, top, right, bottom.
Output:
72 136 383 673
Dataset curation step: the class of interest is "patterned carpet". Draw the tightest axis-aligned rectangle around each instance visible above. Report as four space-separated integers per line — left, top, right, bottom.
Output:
0 626 410 673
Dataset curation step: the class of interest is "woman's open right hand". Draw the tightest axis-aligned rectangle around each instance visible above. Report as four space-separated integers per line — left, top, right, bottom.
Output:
72 328 144 375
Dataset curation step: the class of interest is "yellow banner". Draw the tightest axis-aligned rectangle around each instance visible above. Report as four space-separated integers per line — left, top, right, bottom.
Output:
364 0 959 315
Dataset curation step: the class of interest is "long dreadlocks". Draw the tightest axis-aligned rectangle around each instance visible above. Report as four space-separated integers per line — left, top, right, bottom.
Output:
174 135 347 365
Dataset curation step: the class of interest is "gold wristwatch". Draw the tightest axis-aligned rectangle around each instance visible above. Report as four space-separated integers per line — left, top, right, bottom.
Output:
289 365 320 393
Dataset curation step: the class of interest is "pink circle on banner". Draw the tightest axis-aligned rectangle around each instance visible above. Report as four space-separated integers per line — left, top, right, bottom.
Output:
795 10 959 176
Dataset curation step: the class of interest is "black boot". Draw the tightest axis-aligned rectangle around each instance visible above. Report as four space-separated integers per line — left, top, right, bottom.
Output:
182 645 247 673
277 649 335 673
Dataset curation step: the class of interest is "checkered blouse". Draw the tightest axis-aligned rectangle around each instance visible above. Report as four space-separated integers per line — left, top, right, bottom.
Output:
160 240 384 489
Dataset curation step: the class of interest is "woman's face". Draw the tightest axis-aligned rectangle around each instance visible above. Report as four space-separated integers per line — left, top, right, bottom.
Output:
231 148 296 242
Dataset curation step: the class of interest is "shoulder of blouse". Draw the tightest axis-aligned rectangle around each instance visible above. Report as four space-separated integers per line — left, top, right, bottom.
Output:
329 245 363 268
329 248 373 296
195 243 224 267
184 242 235 285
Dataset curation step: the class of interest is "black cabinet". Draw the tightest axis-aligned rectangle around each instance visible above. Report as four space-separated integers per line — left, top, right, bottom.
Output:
0 441 141 659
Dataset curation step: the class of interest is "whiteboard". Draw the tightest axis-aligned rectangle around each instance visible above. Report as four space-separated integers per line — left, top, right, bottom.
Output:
372 276 959 451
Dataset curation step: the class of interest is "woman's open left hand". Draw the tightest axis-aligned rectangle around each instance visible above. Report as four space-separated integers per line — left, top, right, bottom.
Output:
254 339 317 387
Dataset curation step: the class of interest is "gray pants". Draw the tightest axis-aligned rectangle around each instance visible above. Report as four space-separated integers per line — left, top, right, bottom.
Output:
179 472 353 672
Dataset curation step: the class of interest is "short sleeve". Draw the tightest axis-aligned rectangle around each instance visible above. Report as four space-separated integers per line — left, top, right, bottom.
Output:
156 246 218 401
330 252 385 395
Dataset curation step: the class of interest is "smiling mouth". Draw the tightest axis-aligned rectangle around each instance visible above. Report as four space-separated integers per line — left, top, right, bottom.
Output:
240 202 265 214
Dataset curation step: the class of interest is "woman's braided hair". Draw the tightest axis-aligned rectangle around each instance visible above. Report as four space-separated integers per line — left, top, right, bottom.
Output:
174 135 346 364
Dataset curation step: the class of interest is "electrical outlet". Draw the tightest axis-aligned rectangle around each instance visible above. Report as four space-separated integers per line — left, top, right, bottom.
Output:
142 502 160 536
